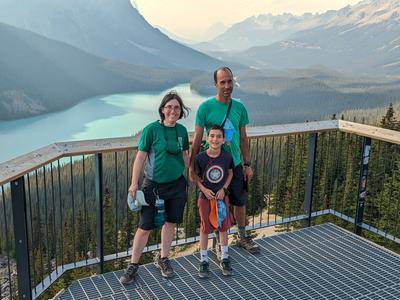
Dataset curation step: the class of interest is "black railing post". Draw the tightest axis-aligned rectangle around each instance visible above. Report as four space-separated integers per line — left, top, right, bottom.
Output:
354 137 371 235
95 153 104 274
11 176 32 300
304 133 318 227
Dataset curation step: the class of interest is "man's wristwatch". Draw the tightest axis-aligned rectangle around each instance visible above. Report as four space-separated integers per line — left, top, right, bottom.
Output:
243 161 251 167
223 187 229 195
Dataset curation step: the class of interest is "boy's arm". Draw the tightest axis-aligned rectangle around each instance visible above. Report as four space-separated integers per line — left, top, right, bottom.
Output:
216 169 233 200
196 180 215 200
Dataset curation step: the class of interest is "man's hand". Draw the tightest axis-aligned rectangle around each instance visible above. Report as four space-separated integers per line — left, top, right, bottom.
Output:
243 165 253 182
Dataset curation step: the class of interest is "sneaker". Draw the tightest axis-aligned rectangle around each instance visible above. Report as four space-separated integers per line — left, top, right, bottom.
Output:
119 263 138 284
220 258 233 276
154 252 174 278
198 261 210 279
237 236 260 253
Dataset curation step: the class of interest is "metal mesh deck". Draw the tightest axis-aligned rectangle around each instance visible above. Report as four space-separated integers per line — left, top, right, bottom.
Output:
58 223 400 299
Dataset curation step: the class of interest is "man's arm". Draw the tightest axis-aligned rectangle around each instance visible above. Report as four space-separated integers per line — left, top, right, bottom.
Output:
239 126 253 181
189 125 204 183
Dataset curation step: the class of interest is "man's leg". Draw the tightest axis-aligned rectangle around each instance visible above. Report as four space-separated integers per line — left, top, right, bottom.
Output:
230 165 260 253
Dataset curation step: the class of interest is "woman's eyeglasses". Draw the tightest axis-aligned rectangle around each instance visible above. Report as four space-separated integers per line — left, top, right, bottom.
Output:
163 124 183 155
164 105 181 112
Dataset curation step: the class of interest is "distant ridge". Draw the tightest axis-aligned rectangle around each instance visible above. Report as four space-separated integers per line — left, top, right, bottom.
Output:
0 22 198 120
201 0 400 75
0 0 222 71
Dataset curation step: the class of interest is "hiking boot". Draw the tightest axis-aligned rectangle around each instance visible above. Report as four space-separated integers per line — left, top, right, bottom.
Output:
237 236 260 253
198 261 210 279
220 258 233 276
154 252 174 278
119 263 138 284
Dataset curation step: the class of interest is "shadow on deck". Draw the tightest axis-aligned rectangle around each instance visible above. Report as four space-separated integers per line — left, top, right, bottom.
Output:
58 223 400 300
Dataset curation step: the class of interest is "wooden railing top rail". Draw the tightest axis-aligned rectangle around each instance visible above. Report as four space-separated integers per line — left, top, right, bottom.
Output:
1 119 399 186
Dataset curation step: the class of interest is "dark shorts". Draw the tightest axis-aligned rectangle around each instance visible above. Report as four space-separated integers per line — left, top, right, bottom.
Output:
228 164 248 207
139 175 187 230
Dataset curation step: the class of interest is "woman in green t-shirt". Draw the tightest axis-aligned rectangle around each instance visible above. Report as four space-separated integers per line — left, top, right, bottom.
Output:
120 91 190 284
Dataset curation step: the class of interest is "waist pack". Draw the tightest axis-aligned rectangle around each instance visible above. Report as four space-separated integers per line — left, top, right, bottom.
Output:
209 197 227 229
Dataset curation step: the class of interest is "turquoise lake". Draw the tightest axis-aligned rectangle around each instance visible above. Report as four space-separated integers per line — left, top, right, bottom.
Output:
0 84 207 163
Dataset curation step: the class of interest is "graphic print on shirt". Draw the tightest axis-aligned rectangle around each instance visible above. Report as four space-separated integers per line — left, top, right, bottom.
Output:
206 165 224 183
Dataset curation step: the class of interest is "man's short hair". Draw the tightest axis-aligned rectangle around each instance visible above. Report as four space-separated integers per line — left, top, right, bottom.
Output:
208 124 225 137
213 66 233 83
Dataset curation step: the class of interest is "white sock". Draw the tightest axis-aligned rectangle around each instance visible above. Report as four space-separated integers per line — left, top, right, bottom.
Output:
200 249 208 262
221 245 229 260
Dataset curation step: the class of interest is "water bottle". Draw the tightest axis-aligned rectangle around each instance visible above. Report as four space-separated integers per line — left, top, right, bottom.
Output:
154 196 165 227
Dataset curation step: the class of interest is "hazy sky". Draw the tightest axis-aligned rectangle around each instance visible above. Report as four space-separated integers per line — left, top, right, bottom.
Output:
133 0 361 41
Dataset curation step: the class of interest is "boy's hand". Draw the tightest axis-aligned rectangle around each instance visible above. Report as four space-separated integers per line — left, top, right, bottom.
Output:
215 188 225 200
201 187 215 200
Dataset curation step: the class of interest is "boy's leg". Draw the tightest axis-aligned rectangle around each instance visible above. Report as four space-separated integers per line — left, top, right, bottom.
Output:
198 231 210 278
218 231 233 276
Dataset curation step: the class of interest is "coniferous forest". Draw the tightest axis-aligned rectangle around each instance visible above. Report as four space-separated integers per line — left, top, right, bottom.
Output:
1 106 400 299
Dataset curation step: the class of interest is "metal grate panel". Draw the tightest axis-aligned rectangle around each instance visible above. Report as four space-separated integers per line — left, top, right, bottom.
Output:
58 223 400 299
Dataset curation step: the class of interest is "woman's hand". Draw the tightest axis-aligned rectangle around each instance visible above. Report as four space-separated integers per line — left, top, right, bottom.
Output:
215 188 225 200
201 187 215 200
128 183 138 199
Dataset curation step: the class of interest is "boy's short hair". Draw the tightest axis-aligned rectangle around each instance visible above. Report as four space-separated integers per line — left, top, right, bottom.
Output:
208 124 224 137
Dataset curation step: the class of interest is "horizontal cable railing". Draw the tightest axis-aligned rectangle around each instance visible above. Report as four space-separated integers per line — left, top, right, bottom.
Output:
1 119 400 299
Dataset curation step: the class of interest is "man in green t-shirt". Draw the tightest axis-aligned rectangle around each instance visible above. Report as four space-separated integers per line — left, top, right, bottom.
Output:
190 67 260 254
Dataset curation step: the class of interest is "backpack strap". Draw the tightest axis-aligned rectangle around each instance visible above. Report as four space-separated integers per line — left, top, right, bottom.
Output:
221 100 233 128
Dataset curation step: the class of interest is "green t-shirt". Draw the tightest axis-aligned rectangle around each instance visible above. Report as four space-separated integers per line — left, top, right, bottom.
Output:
195 97 249 166
138 121 189 183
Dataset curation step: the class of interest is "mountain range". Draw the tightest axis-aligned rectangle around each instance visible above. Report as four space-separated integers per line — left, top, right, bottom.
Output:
190 66 400 125
0 22 198 120
0 0 222 71
198 0 400 75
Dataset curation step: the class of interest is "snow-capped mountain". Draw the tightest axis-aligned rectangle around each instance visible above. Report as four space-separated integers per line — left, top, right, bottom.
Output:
220 0 400 75
199 0 400 54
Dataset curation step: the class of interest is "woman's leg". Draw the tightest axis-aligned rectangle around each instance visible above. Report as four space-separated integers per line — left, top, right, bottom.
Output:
160 221 175 258
130 228 152 263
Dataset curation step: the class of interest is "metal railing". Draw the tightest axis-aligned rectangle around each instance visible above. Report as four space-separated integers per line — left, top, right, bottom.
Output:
1 120 400 299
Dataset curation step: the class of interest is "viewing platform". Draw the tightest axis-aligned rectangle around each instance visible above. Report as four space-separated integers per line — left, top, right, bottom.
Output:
58 223 400 300
1 119 400 299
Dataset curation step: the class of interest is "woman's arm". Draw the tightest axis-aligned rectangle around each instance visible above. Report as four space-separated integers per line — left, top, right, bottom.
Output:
128 150 148 196
183 150 189 168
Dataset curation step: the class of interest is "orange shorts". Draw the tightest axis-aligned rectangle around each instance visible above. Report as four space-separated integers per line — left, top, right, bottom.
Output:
197 195 233 234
